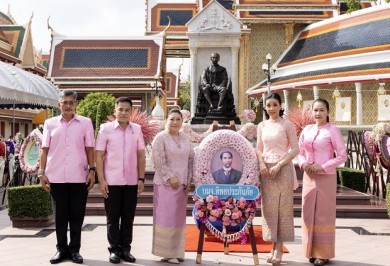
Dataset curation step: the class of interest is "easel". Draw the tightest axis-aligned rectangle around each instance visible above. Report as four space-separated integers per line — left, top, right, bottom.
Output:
195 222 259 265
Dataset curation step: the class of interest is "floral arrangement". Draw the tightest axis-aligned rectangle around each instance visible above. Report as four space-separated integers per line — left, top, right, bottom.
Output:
284 107 315 138
237 123 257 140
370 123 390 171
192 130 260 243
13 132 25 154
241 109 256 123
193 130 260 186
372 122 390 143
107 108 160 146
194 195 256 226
194 195 258 244
19 133 42 174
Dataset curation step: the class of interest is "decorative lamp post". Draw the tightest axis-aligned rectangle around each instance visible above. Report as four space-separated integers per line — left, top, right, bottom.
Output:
151 75 164 120
261 53 276 119
262 53 276 95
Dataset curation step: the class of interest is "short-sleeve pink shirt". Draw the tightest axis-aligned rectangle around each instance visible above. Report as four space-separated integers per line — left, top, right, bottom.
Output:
41 115 94 183
95 120 145 185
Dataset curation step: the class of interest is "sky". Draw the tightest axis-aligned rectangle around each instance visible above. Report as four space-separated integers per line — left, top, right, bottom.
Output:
0 0 189 78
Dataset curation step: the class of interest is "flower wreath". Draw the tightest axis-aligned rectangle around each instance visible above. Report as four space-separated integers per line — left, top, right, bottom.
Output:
370 123 390 170
19 132 42 174
194 130 260 186
193 130 260 243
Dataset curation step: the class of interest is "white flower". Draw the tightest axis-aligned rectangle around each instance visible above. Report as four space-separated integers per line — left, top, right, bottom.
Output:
206 195 214 203
224 209 232 216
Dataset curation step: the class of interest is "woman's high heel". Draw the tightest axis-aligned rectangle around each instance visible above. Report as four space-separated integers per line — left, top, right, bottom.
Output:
266 249 274 263
271 249 283 266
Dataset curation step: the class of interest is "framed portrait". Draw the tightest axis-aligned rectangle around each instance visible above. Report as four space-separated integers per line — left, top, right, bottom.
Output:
335 97 351 122
378 95 390 121
210 147 243 185
193 130 259 187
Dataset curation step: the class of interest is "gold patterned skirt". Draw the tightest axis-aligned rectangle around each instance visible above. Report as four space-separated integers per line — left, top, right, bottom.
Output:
260 162 295 242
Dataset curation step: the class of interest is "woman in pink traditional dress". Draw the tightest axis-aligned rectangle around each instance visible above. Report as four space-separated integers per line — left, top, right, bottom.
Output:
151 109 194 264
298 99 347 266
256 93 299 266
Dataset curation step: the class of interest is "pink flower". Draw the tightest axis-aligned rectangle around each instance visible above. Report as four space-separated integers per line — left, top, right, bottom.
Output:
207 203 213 210
197 210 204 218
241 109 256 123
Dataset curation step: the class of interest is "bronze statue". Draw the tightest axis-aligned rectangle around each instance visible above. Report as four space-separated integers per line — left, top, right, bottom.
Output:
191 52 240 124
201 53 228 111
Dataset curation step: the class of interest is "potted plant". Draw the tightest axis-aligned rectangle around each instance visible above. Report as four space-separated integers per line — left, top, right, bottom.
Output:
7 185 54 228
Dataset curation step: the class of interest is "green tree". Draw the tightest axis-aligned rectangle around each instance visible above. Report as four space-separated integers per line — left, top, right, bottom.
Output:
178 77 191 110
346 0 390 13
95 101 111 137
76 92 115 126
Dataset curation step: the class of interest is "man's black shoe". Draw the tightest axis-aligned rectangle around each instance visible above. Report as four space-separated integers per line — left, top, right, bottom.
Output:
69 253 83 264
109 252 121 264
120 250 136 263
50 251 68 264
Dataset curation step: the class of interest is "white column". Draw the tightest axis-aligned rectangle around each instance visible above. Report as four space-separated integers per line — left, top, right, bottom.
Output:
313 86 320 100
231 47 239 109
190 48 198 116
355 83 363 125
283 90 289 112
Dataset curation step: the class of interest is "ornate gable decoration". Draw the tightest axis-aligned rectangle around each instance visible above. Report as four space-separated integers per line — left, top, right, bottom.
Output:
187 0 241 33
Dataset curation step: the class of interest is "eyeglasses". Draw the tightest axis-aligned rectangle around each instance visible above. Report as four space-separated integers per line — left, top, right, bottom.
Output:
60 101 76 106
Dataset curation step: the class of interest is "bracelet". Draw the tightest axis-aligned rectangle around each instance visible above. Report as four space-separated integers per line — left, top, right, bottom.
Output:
89 167 96 172
138 177 145 183
38 170 45 176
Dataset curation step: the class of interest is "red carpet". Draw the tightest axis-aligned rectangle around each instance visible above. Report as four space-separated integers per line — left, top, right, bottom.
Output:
185 225 289 253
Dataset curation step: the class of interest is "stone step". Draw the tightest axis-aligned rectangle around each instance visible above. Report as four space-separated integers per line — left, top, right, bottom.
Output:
85 202 388 219
88 190 372 206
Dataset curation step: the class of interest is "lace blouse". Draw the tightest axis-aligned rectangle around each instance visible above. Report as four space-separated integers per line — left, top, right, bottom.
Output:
151 131 194 185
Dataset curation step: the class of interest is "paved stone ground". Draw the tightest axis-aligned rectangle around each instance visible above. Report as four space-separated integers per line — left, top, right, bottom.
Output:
0 210 389 266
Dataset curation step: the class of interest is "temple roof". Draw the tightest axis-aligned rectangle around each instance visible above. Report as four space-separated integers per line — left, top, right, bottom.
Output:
0 11 14 25
247 5 390 95
47 33 165 93
147 2 197 34
48 37 163 78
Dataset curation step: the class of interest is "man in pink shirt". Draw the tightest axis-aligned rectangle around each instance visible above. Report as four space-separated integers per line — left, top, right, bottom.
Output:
95 97 146 264
38 90 95 264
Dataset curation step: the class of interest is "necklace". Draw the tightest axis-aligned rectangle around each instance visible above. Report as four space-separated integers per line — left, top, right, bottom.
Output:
170 133 181 149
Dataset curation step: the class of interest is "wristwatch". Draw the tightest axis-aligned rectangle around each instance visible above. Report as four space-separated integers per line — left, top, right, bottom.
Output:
89 167 96 173
138 177 145 183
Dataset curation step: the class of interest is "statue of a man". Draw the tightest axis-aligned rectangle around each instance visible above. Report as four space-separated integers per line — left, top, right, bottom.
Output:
201 53 228 111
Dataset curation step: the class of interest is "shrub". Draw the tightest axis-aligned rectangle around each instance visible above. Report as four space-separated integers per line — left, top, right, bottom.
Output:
337 167 366 192
386 183 390 218
7 185 53 218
